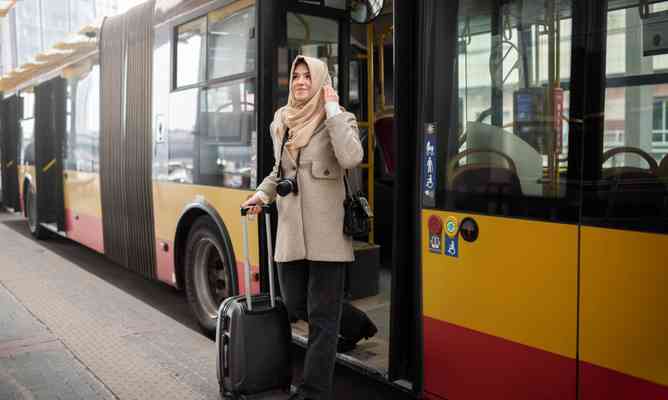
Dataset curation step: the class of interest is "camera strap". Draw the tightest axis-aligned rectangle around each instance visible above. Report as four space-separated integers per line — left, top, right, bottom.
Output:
277 129 301 178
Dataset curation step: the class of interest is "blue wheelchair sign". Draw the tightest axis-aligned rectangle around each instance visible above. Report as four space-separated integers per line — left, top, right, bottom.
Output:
445 235 459 258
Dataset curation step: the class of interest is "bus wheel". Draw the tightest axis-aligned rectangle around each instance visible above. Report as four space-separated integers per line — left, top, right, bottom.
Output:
184 216 233 334
25 184 47 240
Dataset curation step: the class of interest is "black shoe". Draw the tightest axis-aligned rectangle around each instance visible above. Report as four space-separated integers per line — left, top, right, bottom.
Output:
288 394 314 400
339 303 378 348
337 336 358 353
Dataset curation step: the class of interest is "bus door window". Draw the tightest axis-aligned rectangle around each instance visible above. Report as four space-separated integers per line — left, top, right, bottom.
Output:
277 13 340 108
19 90 35 167
420 2 582 399
64 59 101 174
584 3 668 233
442 0 577 221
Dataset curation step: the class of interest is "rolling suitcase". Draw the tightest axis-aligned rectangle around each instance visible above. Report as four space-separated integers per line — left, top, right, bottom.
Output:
216 207 292 399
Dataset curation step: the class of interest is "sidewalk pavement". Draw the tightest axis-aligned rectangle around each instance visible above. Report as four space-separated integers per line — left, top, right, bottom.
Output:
0 282 115 399
0 213 223 400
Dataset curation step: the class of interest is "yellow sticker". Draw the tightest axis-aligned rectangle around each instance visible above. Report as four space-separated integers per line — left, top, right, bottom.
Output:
445 216 459 238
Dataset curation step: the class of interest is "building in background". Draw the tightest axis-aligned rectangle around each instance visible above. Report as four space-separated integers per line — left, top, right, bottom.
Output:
0 0 121 75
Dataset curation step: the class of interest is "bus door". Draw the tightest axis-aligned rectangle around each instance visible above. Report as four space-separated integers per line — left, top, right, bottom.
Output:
418 1 581 398
34 77 67 231
577 1 668 398
261 0 404 381
1 95 21 211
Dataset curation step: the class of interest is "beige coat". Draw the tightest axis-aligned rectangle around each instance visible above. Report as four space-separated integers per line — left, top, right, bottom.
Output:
257 112 363 262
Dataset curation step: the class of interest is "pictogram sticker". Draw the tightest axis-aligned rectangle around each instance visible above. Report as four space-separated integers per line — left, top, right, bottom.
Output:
427 215 443 254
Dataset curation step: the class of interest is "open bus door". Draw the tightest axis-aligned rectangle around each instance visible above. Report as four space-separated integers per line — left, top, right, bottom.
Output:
256 1 423 395
1 95 21 211
34 77 66 231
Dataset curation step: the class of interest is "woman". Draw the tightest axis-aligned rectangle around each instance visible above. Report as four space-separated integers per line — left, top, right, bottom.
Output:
241 55 363 400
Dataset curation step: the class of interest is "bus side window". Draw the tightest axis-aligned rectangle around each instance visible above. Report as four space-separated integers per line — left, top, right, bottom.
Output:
207 7 256 80
168 3 258 189
585 6 668 233
197 80 256 189
175 17 206 89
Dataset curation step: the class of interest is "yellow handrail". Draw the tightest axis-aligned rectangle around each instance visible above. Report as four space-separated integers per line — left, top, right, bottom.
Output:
366 23 375 244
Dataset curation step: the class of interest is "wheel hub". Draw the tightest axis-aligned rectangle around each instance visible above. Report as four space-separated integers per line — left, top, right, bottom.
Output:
194 238 231 319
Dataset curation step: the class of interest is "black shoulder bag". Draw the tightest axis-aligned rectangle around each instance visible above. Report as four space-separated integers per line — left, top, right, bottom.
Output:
343 173 373 237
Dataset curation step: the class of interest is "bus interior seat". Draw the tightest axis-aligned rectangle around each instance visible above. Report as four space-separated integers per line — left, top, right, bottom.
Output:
602 146 659 178
203 111 254 145
447 148 523 215
375 116 395 176
465 122 543 196
658 154 668 183
359 118 396 266
359 123 392 184
600 147 666 220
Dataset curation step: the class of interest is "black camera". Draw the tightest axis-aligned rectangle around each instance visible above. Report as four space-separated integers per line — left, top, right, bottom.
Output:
276 176 298 196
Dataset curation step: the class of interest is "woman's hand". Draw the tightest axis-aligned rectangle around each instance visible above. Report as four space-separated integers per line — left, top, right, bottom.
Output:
323 85 339 104
241 193 265 215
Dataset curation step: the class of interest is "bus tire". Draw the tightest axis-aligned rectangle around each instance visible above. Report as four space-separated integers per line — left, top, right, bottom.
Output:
184 216 234 335
25 183 48 240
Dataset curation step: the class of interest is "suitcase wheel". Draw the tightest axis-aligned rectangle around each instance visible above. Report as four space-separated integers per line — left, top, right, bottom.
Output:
219 389 238 400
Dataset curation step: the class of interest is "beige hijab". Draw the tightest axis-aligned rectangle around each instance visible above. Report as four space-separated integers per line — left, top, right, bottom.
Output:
273 56 331 158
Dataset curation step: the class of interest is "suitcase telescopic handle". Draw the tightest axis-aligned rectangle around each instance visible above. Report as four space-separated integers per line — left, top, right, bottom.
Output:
240 206 275 310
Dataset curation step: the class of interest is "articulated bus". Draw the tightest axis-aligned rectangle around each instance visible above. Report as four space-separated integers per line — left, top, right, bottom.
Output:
1 0 667 398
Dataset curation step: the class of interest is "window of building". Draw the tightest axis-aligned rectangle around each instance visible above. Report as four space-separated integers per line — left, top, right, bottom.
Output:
652 98 668 144
41 0 69 50
70 0 96 32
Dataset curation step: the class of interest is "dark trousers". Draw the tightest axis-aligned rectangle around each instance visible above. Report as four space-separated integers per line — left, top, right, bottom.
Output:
278 260 346 400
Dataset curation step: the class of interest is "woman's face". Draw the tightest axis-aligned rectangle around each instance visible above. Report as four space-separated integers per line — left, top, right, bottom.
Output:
292 62 312 102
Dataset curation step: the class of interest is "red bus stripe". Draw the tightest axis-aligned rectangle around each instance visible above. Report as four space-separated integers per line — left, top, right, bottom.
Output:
424 316 668 399
579 360 668 399
424 316 576 400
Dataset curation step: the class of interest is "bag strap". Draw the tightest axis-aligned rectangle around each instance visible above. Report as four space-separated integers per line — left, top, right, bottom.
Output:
343 171 353 198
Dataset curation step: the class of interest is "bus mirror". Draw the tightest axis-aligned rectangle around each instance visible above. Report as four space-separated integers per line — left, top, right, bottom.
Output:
350 0 384 24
